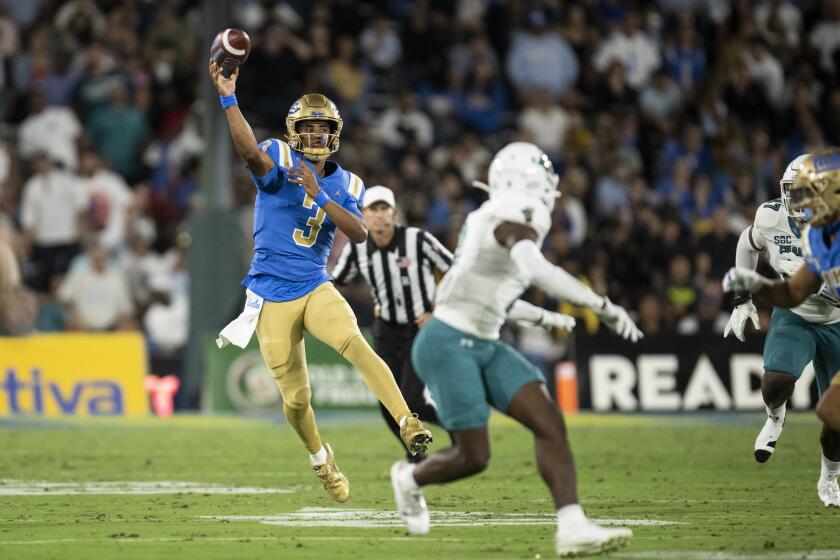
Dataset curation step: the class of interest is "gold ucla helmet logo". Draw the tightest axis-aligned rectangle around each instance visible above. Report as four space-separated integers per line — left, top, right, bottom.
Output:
285 93 343 162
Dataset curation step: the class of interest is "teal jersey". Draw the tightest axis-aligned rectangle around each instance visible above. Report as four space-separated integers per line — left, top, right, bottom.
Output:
243 138 365 302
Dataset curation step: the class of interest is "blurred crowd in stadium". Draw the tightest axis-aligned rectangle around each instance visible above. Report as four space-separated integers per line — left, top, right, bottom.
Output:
1 0 840 369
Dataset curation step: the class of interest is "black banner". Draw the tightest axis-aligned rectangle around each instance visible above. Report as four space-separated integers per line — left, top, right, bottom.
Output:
573 333 819 411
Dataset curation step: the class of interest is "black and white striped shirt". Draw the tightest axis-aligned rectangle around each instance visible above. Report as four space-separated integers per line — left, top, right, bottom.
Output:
333 226 453 324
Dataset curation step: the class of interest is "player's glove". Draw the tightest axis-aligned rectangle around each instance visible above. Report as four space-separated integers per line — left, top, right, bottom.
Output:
723 295 759 342
722 267 769 293
515 310 576 332
596 297 643 342
777 259 802 278
537 311 576 332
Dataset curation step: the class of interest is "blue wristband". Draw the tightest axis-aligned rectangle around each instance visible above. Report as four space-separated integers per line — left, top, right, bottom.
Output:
220 94 238 109
314 190 331 208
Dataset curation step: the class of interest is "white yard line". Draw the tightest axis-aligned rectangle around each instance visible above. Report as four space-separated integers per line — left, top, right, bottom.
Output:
0 480 295 496
199 507 682 528
0 536 464 545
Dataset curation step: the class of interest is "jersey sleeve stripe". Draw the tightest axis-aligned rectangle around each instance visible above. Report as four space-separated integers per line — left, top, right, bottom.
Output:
277 140 292 168
348 173 363 198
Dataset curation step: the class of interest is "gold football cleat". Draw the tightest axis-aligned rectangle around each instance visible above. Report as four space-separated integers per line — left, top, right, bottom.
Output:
399 414 433 456
312 443 349 502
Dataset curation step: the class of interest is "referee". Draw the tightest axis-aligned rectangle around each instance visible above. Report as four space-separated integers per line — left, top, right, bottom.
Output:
333 186 453 461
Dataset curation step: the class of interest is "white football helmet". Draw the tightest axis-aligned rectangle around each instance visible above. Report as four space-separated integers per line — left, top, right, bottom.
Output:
781 154 809 221
487 142 560 211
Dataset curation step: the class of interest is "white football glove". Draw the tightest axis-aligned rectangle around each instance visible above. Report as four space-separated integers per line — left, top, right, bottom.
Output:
539 311 576 332
722 267 769 293
723 298 759 342
596 297 643 342
777 259 802 278
517 310 576 332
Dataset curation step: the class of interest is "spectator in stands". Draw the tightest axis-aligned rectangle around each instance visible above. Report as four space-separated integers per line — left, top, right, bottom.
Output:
517 88 569 161
375 91 434 153
58 241 134 331
754 0 801 51
0 216 36 335
593 8 660 89
640 69 683 128
677 279 728 336
450 55 507 135
18 88 82 171
663 25 706 91
87 81 150 182
506 10 579 99
20 151 87 293
78 147 132 252
809 0 840 75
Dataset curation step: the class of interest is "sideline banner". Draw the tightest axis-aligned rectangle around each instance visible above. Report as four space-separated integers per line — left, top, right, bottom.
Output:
0 333 149 417
572 333 819 411
202 331 378 413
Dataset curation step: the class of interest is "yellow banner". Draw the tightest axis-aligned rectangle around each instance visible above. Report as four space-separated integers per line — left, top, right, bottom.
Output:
0 333 149 417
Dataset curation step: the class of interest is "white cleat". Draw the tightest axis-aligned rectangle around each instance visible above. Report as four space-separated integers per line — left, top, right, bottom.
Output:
556 519 633 557
818 478 840 508
390 461 430 535
754 414 784 463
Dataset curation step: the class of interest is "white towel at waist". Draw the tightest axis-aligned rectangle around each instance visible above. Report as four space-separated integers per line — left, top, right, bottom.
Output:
216 289 264 349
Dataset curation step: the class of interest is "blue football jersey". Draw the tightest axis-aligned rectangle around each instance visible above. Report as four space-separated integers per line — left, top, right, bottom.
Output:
243 138 365 302
803 221 840 306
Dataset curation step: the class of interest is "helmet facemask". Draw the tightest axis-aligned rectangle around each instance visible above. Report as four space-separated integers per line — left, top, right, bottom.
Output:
781 180 806 222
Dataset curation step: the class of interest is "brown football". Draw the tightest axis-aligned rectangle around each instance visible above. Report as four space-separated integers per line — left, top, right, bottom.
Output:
210 28 251 78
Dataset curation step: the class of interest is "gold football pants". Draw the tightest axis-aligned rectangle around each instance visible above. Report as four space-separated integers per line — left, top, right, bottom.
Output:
255 281 411 453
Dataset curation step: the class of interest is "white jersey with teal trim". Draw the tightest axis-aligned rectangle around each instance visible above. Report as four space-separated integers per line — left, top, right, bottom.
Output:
433 191 552 340
751 199 840 324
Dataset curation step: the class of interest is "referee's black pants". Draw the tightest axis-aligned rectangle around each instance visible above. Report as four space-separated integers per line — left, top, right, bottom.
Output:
372 318 449 462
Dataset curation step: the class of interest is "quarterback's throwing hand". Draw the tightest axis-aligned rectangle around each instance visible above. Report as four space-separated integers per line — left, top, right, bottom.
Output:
597 297 643 342
208 58 237 96
723 299 759 342
288 165 321 198
722 267 769 294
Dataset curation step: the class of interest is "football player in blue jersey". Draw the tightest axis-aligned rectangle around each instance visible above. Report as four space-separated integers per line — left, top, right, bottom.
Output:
209 60 432 503
724 147 840 507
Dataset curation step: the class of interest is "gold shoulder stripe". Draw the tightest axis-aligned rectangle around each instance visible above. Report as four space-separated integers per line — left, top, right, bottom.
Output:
348 173 363 198
276 140 292 169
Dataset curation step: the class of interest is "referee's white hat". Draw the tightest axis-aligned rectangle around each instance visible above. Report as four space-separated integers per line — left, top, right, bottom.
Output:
362 185 396 209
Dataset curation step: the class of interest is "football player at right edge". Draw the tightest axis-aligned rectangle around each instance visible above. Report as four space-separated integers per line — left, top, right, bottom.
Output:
391 142 643 557
723 154 840 500
724 148 840 508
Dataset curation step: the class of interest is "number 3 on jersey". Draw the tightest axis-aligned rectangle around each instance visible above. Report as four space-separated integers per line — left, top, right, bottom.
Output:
293 194 327 247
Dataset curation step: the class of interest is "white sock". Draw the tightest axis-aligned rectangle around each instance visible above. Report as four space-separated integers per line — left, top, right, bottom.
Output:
309 446 328 466
556 503 587 527
398 463 419 490
821 454 840 483
766 403 786 424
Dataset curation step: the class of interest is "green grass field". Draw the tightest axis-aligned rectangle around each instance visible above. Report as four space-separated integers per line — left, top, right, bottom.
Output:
1 412 838 560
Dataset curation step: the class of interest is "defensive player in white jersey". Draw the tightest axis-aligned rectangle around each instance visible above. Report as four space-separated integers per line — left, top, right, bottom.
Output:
725 155 840 480
390 143 643 557
724 149 840 507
